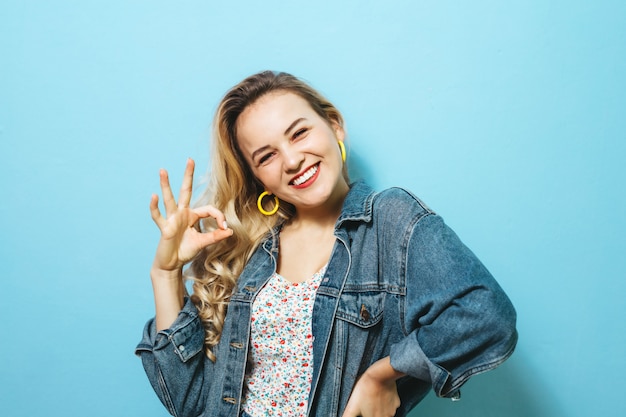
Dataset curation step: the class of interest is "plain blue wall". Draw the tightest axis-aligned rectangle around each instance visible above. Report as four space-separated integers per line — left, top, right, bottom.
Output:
1 1 625 416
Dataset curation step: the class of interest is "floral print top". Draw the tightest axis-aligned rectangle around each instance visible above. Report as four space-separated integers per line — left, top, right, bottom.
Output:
241 265 326 417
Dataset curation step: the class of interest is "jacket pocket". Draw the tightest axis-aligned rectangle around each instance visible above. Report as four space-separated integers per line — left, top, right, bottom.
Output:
335 290 384 328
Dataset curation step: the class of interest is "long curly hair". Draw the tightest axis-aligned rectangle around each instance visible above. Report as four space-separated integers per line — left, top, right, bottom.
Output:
187 71 348 360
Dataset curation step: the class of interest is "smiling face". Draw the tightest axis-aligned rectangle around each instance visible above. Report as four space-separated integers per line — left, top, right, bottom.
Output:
235 91 349 214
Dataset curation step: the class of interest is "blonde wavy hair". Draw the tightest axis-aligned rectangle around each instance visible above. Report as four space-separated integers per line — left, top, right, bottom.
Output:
187 71 348 360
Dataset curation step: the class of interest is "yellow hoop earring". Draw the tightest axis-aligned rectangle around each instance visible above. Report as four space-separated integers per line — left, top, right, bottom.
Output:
338 141 346 162
257 191 279 216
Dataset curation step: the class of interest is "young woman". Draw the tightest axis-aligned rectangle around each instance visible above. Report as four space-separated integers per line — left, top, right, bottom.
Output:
136 71 517 417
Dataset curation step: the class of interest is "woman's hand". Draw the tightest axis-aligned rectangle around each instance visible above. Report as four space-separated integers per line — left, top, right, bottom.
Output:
150 158 233 273
341 357 403 417
149 159 233 330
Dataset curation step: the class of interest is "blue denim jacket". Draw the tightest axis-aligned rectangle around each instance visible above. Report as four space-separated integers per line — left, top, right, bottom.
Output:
136 181 517 417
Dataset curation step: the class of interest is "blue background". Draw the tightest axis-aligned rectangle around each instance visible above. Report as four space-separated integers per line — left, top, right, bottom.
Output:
1 1 625 416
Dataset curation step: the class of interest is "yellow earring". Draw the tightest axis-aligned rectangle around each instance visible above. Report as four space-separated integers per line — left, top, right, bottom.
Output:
338 141 346 162
257 191 279 216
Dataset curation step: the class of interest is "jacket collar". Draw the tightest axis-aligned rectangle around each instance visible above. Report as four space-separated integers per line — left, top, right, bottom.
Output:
336 180 376 226
262 180 376 251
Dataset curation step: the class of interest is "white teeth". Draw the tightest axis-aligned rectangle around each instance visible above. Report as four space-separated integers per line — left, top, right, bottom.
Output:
292 165 318 185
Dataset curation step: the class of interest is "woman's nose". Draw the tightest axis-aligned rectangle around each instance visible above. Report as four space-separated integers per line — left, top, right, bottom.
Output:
282 147 304 172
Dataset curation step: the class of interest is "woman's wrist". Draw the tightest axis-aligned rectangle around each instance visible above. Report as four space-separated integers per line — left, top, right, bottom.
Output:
150 265 186 330
150 264 183 281
363 356 405 384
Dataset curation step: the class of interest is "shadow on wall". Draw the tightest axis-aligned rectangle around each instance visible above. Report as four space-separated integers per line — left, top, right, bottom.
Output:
410 357 562 417
346 149 373 185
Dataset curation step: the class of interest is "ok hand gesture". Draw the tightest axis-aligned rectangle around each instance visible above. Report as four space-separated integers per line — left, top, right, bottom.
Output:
150 158 233 273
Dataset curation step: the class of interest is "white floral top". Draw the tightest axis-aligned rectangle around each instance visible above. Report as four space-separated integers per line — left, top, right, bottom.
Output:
241 265 326 417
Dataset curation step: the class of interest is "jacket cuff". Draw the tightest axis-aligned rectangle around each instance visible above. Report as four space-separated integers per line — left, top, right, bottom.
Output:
389 331 452 397
135 297 205 362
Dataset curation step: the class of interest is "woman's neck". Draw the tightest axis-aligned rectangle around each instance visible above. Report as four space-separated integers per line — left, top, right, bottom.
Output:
289 182 349 231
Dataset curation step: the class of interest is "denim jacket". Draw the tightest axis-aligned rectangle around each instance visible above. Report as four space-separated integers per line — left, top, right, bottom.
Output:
136 181 517 417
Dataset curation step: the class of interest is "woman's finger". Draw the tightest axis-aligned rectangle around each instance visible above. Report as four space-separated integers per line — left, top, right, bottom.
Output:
149 194 166 229
193 204 229 230
196 227 234 247
178 158 195 209
159 169 178 216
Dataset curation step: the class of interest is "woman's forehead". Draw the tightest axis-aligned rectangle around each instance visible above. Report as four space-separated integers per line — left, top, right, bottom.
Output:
236 92 315 139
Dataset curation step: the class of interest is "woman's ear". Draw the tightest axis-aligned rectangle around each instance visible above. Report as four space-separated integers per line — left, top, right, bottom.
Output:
332 122 345 142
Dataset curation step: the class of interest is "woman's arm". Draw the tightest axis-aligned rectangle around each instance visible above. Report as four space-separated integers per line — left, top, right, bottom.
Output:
136 158 233 416
390 213 517 397
148 158 232 329
151 267 185 330
341 356 405 417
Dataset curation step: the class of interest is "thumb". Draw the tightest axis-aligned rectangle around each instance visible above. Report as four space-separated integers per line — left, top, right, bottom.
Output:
212 228 234 241
197 227 233 247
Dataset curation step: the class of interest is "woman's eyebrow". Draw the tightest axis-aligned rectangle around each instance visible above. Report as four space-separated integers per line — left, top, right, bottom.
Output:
284 117 306 136
251 145 271 162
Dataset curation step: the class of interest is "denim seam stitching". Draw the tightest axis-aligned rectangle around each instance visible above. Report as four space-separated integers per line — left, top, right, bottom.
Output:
400 211 436 336
155 357 178 417
441 330 518 396
306 234 352 414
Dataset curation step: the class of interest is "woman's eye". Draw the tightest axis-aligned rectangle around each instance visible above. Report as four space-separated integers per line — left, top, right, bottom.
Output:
259 153 274 165
293 128 308 139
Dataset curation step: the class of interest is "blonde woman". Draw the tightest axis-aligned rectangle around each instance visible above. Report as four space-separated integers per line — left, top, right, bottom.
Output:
136 71 517 417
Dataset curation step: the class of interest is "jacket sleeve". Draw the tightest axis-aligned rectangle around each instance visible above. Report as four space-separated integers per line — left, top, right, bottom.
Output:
389 213 517 398
135 297 212 417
